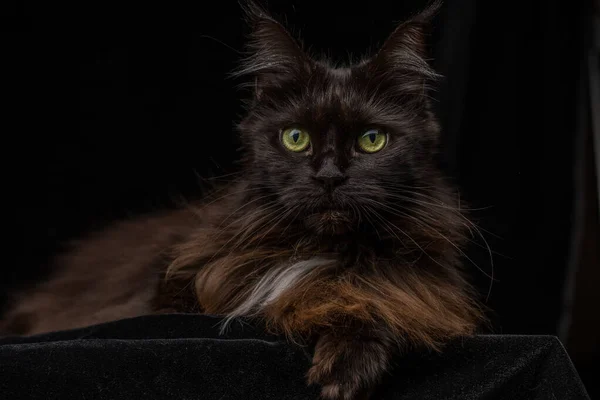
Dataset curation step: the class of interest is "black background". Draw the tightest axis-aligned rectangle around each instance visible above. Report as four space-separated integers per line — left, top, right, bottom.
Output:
3 0 597 396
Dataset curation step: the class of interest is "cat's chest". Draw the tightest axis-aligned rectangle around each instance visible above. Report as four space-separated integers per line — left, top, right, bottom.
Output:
286 238 385 268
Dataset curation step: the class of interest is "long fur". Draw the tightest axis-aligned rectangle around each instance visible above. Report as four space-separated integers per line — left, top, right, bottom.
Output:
1 2 488 398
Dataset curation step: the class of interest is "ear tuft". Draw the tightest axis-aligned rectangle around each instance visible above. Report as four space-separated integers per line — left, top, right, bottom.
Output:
366 0 444 102
233 1 311 99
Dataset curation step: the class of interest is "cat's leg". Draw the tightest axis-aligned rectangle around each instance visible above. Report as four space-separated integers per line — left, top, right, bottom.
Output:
307 329 395 400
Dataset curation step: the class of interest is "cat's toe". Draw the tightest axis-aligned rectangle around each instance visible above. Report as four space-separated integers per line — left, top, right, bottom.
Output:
307 364 371 400
320 382 370 400
307 333 390 400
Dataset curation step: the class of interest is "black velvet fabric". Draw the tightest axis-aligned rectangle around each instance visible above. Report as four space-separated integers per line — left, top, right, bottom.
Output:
0 314 590 400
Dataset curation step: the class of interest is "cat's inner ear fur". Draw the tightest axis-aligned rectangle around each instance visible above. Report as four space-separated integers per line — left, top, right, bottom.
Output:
235 1 312 99
364 0 443 102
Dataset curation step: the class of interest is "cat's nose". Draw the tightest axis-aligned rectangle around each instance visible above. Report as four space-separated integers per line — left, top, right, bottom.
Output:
313 159 347 189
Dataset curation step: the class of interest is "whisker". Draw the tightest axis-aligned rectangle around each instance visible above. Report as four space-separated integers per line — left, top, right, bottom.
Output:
361 198 496 300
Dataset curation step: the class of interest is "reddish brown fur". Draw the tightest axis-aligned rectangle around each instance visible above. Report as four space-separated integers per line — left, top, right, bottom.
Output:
1 210 196 335
160 183 485 350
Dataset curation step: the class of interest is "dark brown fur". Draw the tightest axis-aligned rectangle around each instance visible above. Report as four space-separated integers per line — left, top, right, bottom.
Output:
1 2 487 399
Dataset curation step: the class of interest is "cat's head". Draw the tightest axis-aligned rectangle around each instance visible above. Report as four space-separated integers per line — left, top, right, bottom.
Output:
236 1 450 237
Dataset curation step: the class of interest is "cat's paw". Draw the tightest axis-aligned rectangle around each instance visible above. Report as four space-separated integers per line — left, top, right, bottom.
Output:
307 333 390 400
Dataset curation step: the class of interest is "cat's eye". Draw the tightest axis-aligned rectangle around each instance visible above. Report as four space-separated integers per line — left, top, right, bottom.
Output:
357 129 387 153
281 127 311 152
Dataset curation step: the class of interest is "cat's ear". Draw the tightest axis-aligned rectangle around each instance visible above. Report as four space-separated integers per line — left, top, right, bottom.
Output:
366 0 442 100
234 1 312 99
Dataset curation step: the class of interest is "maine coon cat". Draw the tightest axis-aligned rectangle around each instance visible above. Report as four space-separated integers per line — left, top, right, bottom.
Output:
1 1 486 399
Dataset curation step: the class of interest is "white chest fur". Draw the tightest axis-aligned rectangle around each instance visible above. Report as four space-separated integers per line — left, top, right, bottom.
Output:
220 257 333 331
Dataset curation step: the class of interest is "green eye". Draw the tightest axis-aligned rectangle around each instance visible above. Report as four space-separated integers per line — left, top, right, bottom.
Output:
281 127 311 152
357 129 387 153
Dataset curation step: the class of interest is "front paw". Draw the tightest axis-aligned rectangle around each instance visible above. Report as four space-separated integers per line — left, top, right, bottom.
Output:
307 333 390 400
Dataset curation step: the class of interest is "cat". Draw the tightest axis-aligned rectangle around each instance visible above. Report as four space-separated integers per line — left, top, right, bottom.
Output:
0 1 486 399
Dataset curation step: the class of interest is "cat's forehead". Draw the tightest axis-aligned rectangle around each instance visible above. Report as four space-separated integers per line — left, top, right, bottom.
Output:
310 63 362 90
287 65 386 127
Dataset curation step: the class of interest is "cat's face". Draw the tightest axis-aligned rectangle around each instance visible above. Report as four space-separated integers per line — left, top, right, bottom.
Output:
237 4 444 236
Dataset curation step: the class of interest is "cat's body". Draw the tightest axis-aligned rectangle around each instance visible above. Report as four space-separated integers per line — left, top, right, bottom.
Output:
1 2 487 399
1 209 195 335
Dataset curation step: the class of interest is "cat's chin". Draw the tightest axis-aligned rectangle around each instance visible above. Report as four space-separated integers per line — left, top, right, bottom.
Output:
304 210 353 236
